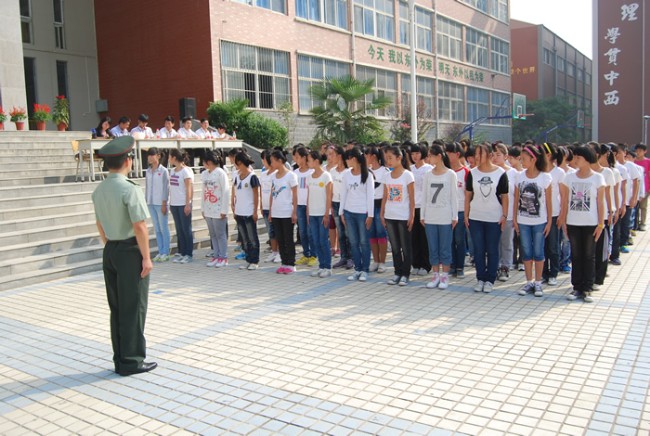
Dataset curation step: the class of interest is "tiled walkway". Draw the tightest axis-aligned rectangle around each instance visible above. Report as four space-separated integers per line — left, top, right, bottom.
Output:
1 233 649 435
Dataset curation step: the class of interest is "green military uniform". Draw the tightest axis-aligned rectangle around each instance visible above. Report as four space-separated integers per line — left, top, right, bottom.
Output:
92 136 151 374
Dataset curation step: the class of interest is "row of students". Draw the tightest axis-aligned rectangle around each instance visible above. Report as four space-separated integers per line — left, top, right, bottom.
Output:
93 114 233 141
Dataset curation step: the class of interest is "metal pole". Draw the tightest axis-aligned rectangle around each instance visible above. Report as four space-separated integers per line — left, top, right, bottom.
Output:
644 115 650 146
409 0 418 143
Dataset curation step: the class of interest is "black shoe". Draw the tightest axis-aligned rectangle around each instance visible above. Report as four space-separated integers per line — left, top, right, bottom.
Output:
609 258 622 265
118 361 158 376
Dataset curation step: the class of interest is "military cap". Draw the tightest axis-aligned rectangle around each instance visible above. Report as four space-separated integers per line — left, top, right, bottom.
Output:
97 136 135 157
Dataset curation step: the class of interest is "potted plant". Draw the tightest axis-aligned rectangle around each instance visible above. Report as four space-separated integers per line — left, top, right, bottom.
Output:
0 107 6 131
32 103 51 130
52 95 70 131
9 107 27 131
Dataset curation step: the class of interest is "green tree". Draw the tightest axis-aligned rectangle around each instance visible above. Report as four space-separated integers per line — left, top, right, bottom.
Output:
309 75 391 144
512 96 582 144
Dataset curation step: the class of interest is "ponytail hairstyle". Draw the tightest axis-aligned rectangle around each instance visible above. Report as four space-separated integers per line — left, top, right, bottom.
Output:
492 142 509 156
344 147 369 184
329 144 348 168
522 144 547 172
508 144 522 158
204 150 224 168
261 149 272 167
364 144 386 167
234 151 254 168
270 149 288 164
430 144 451 169
169 148 189 166
573 145 598 164
308 150 323 164
604 144 616 168
385 145 408 169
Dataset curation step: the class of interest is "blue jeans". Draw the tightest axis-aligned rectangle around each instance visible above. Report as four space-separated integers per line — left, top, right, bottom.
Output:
424 224 453 266
451 211 467 272
262 210 275 239
344 211 370 273
332 202 350 261
235 215 260 264
519 223 546 261
148 204 170 256
309 215 332 269
297 205 313 257
170 205 193 257
469 219 501 284
367 203 387 242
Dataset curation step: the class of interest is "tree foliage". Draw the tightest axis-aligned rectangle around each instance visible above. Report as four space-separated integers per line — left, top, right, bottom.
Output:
309 75 391 144
512 96 583 144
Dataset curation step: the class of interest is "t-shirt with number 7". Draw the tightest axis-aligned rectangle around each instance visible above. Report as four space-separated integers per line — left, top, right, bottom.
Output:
421 169 459 225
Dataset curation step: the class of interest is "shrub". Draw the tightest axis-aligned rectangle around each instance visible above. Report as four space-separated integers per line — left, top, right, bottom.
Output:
239 113 288 149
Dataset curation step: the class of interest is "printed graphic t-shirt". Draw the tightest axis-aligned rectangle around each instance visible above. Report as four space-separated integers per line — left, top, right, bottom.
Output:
466 167 508 222
515 171 553 226
561 171 606 226
384 170 415 221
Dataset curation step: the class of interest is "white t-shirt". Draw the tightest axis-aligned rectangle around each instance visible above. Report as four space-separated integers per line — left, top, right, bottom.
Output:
130 125 154 139
159 128 178 139
169 166 194 206
307 171 333 216
294 168 313 206
421 169 459 225
370 166 390 200
233 171 260 217
636 162 646 198
561 171 606 226
454 166 470 212
384 170 415 221
260 168 275 211
466 167 509 223
616 162 629 207
328 166 348 203
597 167 616 214
195 128 213 139
410 163 434 208
340 171 375 216
515 171 553 226
177 127 199 139
548 165 566 217
271 171 298 218
201 167 229 218
505 167 520 221
624 161 642 205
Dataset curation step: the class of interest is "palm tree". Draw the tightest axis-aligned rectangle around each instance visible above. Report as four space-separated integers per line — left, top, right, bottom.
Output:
309 75 392 144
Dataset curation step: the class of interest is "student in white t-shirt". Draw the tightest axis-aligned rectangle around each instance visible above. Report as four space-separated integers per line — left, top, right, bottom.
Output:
130 114 154 138
195 119 213 139
145 147 170 262
366 146 390 273
293 147 315 266
381 146 415 286
260 150 280 263
231 152 261 270
559 145 605 303
506 145 524 271
158 115 178 139
541 143 566 286
421 144 458 290
514 145 553 297
269 150 298 274
306 151 333 277
492 142 516 282
202 151 230 268
409 143 434 276
446 142 470 278
558 146 575 272
340 147 375 282
326 145 353 269
168 149 194 263
465 143 509 294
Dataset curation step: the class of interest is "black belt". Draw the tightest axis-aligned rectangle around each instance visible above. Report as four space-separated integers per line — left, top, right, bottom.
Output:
107 237 137 245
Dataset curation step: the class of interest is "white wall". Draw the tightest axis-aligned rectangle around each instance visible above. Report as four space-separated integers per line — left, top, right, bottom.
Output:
0 1 28 130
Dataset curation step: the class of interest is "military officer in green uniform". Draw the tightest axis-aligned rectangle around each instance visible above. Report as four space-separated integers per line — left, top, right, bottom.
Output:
92 136 157 376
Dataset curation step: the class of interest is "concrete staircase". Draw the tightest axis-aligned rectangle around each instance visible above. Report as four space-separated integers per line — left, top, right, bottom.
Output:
0 132 212 291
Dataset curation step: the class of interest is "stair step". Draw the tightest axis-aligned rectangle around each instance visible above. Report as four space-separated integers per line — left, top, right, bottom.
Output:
0 201 91 221
0 210 99 233
0 175 80 186
3 167 82 178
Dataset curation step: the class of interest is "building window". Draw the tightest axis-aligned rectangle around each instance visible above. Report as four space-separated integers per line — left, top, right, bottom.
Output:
577 68 584 82
398 3 432 52
53 0 66 49
557 57 565 72
221 41 290 110
438 81 464 122
585 73 591 85
543 48 555 67
466 28 488 68
566 62 575 77
461 0 488 13
24 57 37 119
354 0 395 42
232 0 286 14
490 37 509 74
56 60 68 97
491 91 510 125
436 16 462 61
467 87 489 122
401 75 434 119
356 65 397 117
20 0 32 44
463 0 508 21
297 55 349 112
296 0 347 28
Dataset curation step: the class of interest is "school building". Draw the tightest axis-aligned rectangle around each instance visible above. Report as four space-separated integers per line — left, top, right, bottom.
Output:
510 19 593 143
93 0 513 144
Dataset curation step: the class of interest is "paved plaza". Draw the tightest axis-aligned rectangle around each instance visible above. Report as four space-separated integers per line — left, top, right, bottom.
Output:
1 233 649 435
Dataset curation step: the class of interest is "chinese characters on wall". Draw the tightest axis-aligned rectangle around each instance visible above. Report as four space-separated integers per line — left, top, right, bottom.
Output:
510 66 536 75
602 3 639 106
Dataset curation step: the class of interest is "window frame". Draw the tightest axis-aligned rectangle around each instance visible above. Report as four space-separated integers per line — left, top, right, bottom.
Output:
435 15 462 61
356 65 397 118
232 0 286 14
398 2 432 52
401 74 434 119
353 0 395 43
465 28 488 68
20 0 33 44
297 54 350 113
437 81 465 122
490 36 509 74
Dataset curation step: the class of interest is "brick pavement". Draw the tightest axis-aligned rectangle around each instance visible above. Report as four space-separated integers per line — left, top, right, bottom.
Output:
1 233 649 435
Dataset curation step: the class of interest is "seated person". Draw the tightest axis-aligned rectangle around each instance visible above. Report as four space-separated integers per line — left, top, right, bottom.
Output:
130 113 154 138
215 123 234 140
158 115 179 139
92 117 114 139
109 116 130 137
195 118 213 139
177 117 199 139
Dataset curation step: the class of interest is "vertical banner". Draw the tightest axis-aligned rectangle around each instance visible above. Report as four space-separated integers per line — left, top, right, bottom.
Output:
596 0 647 144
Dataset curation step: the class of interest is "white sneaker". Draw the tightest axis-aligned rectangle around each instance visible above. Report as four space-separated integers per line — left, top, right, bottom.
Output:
398 276 409 286
319 269 332 278
152 254 161 262
369 262 379 272
272 253 282 263
239 263 250 270
377 263 387 273
216 258 228 268
592 283 601 290
534 282 544 297
206 257 219 267
429 272 440 288
417 268 429 276
483 282 493 293
311 269 323 277
348 272 362 281
474 280 485 292
438 274 449 289
179 255 192 264
265 252 276 263
388 275 400 285
548 277 558 286
172 253 183 263
205 250 214 258
359 272 368 282
247 263 259 270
